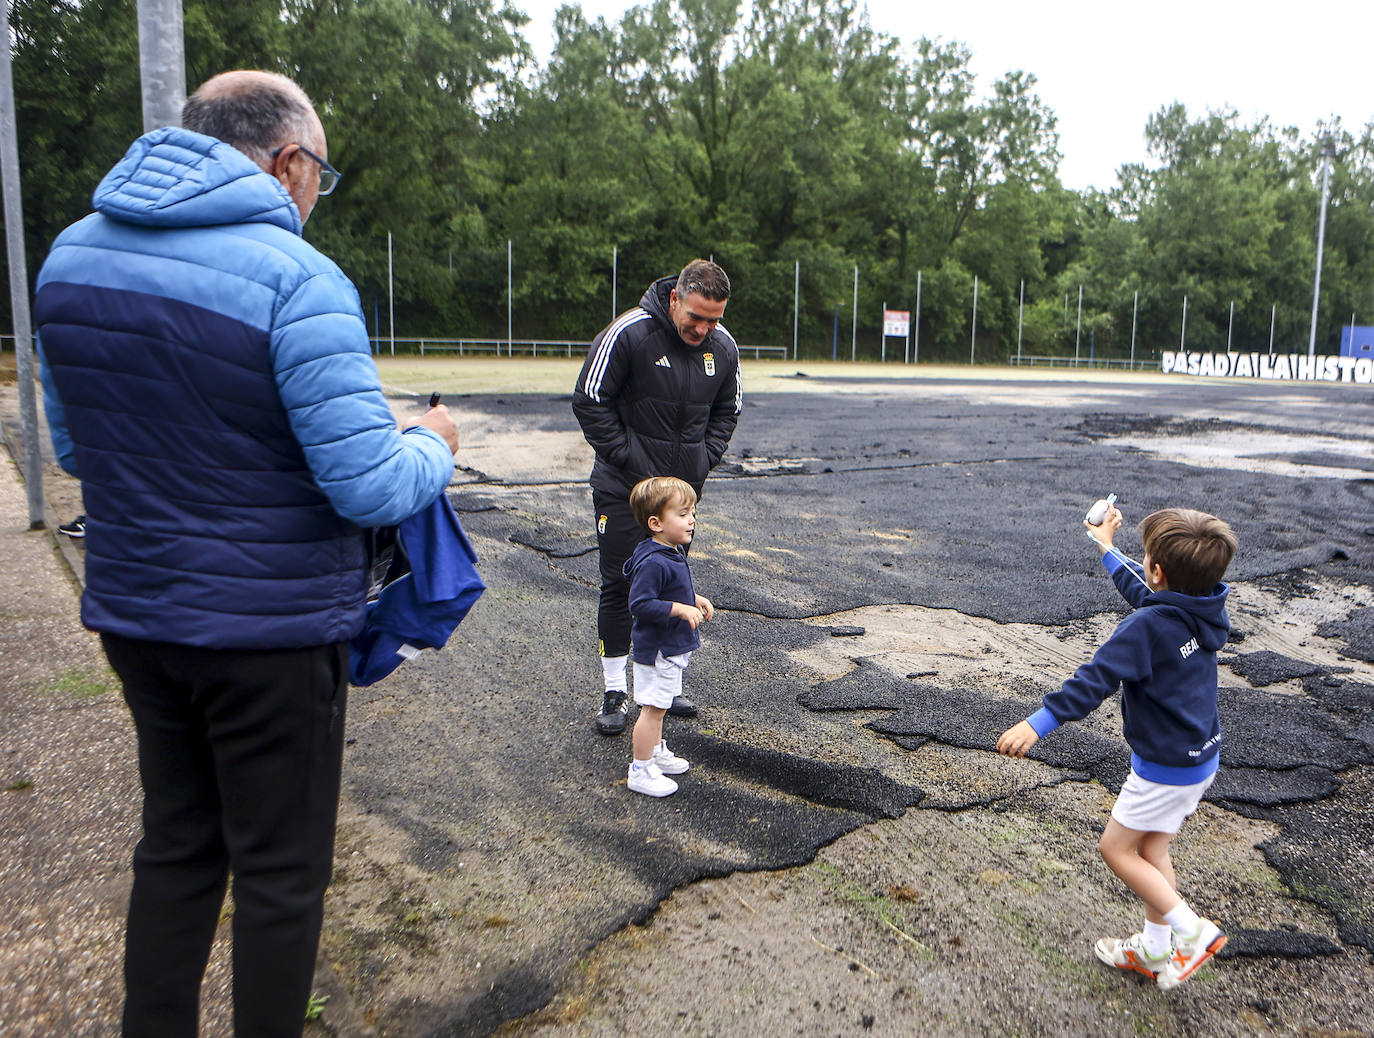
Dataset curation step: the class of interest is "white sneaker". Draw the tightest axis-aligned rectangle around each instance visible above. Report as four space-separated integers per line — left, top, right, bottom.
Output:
627 760 678 797
1157 918 1226 990
652 740 690 775
1094 932 1169 980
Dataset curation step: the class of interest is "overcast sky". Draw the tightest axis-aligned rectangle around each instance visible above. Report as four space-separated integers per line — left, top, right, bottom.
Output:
513 0 1374 191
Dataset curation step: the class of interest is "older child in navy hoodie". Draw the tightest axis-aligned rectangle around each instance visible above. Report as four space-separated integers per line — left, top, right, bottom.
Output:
998 504 1237 990
623 477 715 797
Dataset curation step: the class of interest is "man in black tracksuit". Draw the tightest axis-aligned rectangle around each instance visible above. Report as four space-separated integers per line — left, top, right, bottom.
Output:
572 259 741 734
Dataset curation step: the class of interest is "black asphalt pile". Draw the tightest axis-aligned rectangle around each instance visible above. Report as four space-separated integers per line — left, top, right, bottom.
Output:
1285 450 1374 473
1224 649 1330 685
668 731 924 819
1318 605 1374 662
1209 764 1341 808
1220 928 1344 959
1256 769 1374 949
1218 680 1371 772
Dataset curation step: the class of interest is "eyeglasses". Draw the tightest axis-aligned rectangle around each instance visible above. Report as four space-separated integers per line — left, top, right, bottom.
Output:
270 144 342 196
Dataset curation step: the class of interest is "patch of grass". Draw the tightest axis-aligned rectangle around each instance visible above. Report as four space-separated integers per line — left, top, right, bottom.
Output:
1244 861 1286 894
48 669 114 699
304 992 329 1022
376 890 437 954
985 824 1025 847
814 861 932 958
995 904 1131 1005
5 778 33 792
1289 869 1370 926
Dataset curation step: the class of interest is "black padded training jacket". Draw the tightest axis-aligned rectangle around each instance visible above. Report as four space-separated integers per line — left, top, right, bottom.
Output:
572 276 741 500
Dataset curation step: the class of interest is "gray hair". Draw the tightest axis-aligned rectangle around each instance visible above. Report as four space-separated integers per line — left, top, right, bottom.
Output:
675 259 731 302
182 73 318 167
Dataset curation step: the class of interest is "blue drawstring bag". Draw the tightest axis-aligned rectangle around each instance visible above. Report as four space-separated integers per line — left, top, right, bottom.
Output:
349 493 485 686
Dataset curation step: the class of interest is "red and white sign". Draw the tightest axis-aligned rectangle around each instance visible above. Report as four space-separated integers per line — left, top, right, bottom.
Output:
883 310 910 337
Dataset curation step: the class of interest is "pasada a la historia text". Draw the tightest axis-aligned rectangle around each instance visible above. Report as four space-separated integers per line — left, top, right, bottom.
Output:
1161 351 1374 384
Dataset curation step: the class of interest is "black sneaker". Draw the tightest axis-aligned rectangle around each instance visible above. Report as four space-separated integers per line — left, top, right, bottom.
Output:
58 515 86 539
666 694 698 717
594 689 629 736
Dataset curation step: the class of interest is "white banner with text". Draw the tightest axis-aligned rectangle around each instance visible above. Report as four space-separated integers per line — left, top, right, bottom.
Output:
1160 351 1374 385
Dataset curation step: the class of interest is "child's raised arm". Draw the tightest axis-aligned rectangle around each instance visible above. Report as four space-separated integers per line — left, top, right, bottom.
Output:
1085 503 1122 553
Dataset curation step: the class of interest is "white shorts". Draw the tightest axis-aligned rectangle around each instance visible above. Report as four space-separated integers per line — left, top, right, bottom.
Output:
632 651 692 709
1111 769 1216 834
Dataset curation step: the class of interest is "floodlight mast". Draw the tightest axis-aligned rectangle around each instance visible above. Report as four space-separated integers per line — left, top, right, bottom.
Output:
1 0 43 527
1307 137 1336 360
137 0 185 131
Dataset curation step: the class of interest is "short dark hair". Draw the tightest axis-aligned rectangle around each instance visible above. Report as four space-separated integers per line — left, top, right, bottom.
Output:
675 259 731 302
1140 508 1237 595
629 476 697 533
182 73 316 167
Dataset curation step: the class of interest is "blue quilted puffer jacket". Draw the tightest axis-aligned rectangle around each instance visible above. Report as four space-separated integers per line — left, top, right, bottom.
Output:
36 127 454 650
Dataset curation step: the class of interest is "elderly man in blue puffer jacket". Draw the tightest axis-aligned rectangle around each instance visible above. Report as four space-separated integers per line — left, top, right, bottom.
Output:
34 70 458 1038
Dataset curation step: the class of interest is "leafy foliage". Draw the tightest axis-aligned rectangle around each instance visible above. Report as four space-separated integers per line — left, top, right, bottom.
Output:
5 0 1373 360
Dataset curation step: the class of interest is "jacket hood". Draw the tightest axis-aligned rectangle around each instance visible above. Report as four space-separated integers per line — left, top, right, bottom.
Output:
640 277 676 325
92 126 302 235
623 536 681 578
1148 582 1231 651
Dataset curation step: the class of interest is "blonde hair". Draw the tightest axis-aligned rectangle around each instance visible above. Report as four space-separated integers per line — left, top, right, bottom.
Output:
629 476 697 533
1139 508 1237 594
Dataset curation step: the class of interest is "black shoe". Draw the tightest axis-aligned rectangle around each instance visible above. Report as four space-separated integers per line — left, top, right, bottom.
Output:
58 515 86 539
594 689 629 735
666 694 698 718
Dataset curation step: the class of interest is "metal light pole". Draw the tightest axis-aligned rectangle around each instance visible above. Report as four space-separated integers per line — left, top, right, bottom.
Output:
506 239 513 356
1016 279 1024 364
850 265 858 363
1308 138 1336 359
1180 295 1188 352
1 0 42 527
387 231 394 355
611 245 617 319
969 275 978 364
792 260 799 361
137 0 185 131
1074 285 1083 365
913 270 921 364
1130 290 1139 368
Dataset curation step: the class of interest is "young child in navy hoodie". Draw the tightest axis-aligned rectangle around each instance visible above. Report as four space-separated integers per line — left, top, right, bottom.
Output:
998 503 1237 990
623 476 715 797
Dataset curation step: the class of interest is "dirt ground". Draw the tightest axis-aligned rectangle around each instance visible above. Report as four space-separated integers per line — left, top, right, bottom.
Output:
5 358 1374 1037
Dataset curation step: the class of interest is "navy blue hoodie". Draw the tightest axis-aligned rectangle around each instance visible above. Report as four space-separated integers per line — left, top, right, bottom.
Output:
1027 549 1231 784
625 538 700 665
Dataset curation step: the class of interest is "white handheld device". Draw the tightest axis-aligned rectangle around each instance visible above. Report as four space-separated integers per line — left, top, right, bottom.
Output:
1085 493 1117 526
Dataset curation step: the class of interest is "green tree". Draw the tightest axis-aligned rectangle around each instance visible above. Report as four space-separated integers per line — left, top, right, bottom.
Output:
5 0 288 325
283 0 526 337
